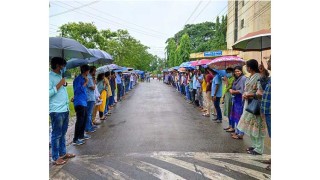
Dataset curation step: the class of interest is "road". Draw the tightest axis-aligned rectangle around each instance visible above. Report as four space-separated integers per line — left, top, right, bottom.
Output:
50 79 271 180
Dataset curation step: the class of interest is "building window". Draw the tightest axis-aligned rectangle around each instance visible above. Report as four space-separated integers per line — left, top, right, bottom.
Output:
241 19 244 29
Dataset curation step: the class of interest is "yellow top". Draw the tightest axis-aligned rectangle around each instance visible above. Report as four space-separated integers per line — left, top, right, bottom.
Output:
104 77 112 97
202 78 207 92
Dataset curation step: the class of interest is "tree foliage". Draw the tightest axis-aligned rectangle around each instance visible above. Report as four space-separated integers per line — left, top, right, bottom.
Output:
57 22 157 72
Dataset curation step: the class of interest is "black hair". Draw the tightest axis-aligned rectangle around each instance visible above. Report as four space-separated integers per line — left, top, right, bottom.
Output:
80 64 90 74
226 67 234 73
50 57 66 70
246 59 260 73
111 71 115 75
89 66 96 73
234 66 244 78
208 68 217 75
105 71 110 77
97 73 105 81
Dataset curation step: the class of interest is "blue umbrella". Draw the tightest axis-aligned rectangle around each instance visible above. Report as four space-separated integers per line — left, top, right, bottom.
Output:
173 66 179 70
49 37 93 59
88 49 113 64
211 68 227 77
66 58 89 70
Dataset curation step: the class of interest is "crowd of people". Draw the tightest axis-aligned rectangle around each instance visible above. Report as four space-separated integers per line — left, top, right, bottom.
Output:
163 58 271 170
49 57 139 165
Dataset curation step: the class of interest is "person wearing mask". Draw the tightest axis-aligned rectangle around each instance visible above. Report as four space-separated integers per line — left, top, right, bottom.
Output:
223 68 235 132
237 59 267 155
116 72 122 102
257 56 271 170
85 66 97 134
73 65 91 146
49 57 75 165
209 69 223 123
229 66 246 138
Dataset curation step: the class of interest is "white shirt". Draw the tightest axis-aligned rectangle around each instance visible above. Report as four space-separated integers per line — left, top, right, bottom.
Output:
130 75 134 81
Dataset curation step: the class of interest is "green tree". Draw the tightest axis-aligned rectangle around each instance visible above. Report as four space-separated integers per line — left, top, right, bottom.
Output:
179 33 191 62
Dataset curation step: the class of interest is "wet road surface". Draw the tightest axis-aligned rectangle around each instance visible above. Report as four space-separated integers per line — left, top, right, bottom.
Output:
50 79 271 180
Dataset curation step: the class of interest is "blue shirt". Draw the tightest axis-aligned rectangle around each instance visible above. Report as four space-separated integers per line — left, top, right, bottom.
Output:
116 74 122 84
192 75 197 89
73 75 87 107
49 71 69 113
110 77 116 91
86 74 95 102
211 75 223 97
261 78 271 115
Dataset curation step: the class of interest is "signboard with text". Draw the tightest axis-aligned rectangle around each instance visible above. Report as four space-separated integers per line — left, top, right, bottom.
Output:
203 50 222 57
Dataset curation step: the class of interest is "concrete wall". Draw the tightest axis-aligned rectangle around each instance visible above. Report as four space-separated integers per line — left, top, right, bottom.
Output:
227 0 271 63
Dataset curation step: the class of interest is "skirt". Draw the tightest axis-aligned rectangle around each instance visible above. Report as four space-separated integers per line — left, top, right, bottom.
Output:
98 90 107 112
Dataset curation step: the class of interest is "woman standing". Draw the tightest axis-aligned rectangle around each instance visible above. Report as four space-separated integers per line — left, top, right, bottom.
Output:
237 59 267 155
223 68 235 131
229 66 246 138
97 73 107 121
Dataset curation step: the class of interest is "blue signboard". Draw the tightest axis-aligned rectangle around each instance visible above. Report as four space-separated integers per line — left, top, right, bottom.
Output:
204 50 222 57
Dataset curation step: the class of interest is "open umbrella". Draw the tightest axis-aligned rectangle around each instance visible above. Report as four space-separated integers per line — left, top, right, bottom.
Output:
207 56 245 70
49 37 93 59
232 29 271 62
96 65 110 74
191 59 213 66
107 64 121 70
66 58 89 70
87 49 113 64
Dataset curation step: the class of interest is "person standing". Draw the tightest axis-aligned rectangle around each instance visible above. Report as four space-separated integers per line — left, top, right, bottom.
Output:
201 69 208 116
104 72 112 117
223 68 235 131
257 56 271 169
210 69 223 123
116 72 122 102
85 66 97 134
203 68 214 117
191 69 198 106
49 57 75 165
130 73 134 90
229 66 246 139
237 59 267 155
73 64 91 146
109 72 116 107
196 69 204 110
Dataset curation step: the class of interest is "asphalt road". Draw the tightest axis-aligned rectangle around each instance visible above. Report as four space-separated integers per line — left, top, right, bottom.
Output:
50 79 271 180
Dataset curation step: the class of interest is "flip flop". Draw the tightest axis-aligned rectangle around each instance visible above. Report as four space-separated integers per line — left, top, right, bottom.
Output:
62 153 76 160
232 135 243 140
53 158 67 166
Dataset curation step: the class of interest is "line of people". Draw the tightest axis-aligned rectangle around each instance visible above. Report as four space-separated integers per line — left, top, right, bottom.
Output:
49 57 138 165
164 58 271 169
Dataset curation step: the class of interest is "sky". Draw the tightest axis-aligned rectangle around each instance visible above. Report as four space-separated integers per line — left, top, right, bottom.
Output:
49 0 228 59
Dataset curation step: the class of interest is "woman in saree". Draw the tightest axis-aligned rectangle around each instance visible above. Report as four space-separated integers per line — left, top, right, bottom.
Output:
237 59 267 155
229 66 246 138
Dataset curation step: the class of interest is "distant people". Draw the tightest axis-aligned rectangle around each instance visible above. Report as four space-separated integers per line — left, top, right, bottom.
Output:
130 73 134 90
237 59 267 155
229 66 246 139
104 72 112 117
73 64 91 146
116 72 122 102
109 71 116 107
49 57 75 165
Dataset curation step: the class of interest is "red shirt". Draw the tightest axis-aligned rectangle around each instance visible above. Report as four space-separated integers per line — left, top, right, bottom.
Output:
205 74 214 92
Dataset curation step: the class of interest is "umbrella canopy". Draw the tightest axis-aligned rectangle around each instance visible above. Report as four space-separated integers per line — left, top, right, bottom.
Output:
96 65 110 75
87 49 113 64
179 61 195 69
178 67 186 72
232 29 271 51
49 37 93 59
107 64 121 70
207 56 245 70
211 69 227 77
191 59 213 66
66 58 89 70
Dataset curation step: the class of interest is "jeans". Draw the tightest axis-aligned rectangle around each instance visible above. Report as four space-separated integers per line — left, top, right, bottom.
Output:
50 111 69 161
117 84 122 101
74 105 87 142
85 101 95 132
228 118 235 128
213 97 222 120
130 81 133 89
186 86 191 101
192 89 197 103
265 114 271 138
109 90 115 105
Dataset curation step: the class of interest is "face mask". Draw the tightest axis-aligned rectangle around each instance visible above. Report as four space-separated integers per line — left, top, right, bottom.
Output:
60 66 66 75
226 73 232 78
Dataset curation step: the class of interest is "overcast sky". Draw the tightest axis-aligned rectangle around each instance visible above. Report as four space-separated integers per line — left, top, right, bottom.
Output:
49 0 228 58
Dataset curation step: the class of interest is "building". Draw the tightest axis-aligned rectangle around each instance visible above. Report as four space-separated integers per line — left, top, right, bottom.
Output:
226 0 271 65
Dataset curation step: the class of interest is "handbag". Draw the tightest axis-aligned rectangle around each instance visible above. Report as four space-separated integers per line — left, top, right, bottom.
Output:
245 97 261 115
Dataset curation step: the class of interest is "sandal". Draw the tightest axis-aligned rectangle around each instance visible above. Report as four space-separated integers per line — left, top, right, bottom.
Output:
246 147 255 151
231 132 238 136
226 129 235 132
223 127 231 130
62 153 76 160
202 113 210 117
247 150 262 155
232 135 243 140
53 158 67 165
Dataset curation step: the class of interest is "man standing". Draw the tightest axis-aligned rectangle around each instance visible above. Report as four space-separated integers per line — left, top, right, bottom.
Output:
210 70 223 123
109 72 116 106
192 69 198 106
196 69 204 109
116 72 122 102
130 73 134 90
49 57 75 165
73 65 91 145
85 66 97 134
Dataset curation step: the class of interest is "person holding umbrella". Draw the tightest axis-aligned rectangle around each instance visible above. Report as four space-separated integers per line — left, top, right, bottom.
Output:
73 64 91 146
49 57 76 165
